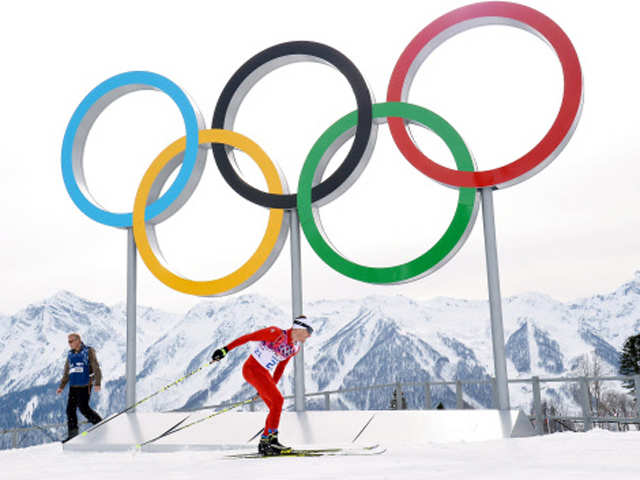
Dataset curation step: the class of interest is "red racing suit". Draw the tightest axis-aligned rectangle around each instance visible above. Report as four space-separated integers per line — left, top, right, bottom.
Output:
225 326 300 435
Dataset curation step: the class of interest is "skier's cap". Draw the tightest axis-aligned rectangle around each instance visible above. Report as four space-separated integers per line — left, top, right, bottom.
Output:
293 315 313 335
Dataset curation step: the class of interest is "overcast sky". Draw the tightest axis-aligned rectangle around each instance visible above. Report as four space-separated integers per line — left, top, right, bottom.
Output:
1 0 638 315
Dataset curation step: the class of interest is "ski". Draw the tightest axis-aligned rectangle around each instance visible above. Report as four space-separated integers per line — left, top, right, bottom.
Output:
225 449 386 458
287 443 380 454
226 444 385 459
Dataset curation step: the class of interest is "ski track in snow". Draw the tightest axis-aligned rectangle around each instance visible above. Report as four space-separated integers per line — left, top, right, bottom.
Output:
2 429 639 480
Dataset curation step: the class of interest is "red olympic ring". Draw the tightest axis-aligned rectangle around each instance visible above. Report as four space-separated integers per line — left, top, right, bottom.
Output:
387 1 583 189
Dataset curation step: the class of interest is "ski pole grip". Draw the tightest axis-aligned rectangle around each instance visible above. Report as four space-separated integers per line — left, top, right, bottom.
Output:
211 347 228 362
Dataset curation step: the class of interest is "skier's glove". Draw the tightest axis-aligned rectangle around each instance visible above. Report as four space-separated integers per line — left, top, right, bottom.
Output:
211 347 228 362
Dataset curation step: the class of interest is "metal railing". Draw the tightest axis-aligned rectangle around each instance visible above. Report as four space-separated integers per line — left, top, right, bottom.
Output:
513 374 640 434
0 420 92 449
234 374 640 434
3 374 639 448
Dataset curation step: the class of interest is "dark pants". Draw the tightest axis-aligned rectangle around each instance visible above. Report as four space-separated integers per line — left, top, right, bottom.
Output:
67 385 102 433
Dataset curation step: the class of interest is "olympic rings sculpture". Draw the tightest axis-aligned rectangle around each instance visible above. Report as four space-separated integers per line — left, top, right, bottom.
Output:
61 2 583 296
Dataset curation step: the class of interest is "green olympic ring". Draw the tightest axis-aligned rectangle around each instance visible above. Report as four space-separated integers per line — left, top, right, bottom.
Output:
297 101 479 284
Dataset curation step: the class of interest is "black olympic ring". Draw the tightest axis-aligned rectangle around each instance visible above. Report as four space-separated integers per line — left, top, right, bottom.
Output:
211 41 376 210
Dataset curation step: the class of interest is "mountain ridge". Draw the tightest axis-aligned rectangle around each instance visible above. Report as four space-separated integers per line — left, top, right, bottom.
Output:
1 272 639 448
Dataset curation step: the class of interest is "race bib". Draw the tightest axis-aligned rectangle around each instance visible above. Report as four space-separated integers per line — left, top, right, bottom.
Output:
251 342 283 372
69 366 84 374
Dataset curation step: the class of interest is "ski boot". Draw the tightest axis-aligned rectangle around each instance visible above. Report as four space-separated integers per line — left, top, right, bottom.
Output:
258 435 271 455
267 430 291 454
258 430 291 456
62 427 78 443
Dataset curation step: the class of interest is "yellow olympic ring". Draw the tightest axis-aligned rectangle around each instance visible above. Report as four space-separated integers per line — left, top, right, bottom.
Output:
133 129 288 296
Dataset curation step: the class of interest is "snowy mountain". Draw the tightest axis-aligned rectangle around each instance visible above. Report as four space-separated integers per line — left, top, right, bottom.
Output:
1 272 639 448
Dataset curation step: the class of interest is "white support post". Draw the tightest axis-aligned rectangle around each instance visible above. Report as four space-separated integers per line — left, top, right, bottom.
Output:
491 377 499 408
532 376 544 435
289 210 305 412
425 383 432 410
126 228 137 410
456 380 463 409
580 377 593 431
480 188 510 411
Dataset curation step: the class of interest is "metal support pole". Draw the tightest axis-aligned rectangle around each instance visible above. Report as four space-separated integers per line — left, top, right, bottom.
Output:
532 376 544 435
289 210 305 412
480 188 510 411
249 399 255 412
12 430 18 449
126 228 137 410
580 377 593 431
491 377 499 408
456 380 463 409
425 383 432 409
324 392 331 411
396 380 402 410
635 375 640 419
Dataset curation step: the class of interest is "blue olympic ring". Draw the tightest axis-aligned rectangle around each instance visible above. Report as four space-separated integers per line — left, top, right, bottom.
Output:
61 71 202 228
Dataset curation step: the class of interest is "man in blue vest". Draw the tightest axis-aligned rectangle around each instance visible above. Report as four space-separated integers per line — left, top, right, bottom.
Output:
56 333 103 442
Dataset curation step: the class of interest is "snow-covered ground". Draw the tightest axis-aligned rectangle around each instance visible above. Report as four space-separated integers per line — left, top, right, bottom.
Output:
3 429 638 480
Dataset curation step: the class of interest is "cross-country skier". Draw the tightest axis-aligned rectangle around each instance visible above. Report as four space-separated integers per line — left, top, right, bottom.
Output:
210 315 313 456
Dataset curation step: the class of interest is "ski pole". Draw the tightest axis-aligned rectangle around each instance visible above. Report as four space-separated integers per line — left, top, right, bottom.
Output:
136 396 258 449
81 361 215 437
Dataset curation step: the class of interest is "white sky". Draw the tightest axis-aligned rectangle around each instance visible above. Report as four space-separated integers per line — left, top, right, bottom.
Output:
1 0 639 315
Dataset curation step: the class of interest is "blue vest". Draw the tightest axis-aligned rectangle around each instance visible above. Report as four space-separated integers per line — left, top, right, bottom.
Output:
68 344 91 386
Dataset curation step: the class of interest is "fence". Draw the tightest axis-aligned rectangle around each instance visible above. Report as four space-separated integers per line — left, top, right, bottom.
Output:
210 374 640 435
3 374 640 449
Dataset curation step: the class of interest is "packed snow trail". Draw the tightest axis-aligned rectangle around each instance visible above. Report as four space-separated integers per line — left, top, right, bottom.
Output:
3 429 639 480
